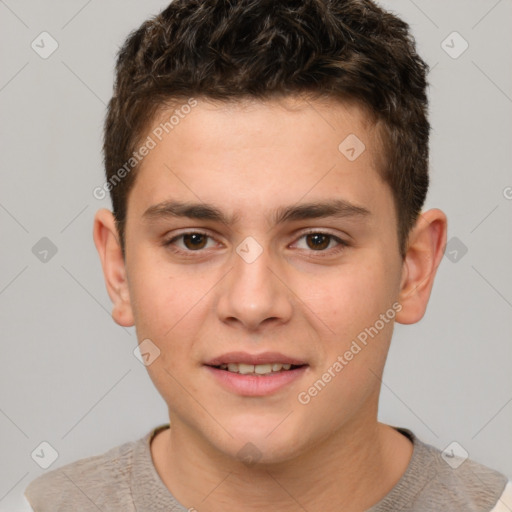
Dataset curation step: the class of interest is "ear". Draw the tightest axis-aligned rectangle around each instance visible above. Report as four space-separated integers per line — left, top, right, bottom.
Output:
92 208 134 327
395 208 447 325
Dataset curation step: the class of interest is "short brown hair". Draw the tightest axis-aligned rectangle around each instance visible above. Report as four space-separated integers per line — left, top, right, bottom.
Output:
103 0 430 259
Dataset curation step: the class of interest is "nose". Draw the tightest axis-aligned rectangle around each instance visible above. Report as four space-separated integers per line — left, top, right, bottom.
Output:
215 239 293 333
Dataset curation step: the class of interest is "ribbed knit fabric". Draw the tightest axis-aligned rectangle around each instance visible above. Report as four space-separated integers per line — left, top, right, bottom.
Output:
24 424 509 511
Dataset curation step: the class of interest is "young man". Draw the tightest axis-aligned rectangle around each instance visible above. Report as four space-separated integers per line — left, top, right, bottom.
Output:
24 0 511 510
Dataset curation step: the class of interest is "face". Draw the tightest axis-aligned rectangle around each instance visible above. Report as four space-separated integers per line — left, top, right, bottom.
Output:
118 96 406 463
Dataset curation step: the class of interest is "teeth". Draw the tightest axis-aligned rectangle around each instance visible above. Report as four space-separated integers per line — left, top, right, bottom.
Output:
238 363 254 374
217 362 299 375
254 364 272 374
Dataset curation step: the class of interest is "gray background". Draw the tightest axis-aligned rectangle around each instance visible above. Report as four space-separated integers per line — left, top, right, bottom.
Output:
1 0 511 510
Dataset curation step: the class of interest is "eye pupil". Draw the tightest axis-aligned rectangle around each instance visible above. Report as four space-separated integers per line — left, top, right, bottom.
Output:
183 233 207 250
306 233 329 250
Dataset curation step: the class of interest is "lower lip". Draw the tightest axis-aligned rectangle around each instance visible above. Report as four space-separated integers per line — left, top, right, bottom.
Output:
205 365 308 396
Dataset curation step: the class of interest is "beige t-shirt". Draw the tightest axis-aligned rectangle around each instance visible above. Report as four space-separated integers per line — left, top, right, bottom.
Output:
24 424 512 511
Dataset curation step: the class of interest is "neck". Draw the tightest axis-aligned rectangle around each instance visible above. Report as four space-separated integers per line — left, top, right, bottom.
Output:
151 415 413 512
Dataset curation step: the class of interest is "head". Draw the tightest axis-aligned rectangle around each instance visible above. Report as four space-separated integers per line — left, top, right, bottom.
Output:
94 0 446 464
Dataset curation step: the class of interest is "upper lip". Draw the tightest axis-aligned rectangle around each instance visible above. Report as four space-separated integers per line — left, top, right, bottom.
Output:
205 351 308 366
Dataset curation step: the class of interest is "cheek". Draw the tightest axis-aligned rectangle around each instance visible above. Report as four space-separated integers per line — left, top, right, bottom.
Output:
128 259 208 403
301 259 393 337
296 256 398 394
128 251 202 337
294 266 396 428
127 251 219 371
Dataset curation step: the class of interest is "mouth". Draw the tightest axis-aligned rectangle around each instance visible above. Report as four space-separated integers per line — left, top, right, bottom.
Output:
203 351 309 395
207 362 307 376
204 360 309 396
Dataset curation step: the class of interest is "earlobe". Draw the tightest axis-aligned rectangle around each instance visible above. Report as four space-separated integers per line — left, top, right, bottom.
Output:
92 208 135 327
395 209 447 325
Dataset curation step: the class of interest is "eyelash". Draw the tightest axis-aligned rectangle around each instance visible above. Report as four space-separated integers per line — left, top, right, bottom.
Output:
162 229 349 257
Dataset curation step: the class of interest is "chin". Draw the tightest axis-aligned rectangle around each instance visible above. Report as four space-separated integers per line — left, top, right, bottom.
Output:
219 418 306 466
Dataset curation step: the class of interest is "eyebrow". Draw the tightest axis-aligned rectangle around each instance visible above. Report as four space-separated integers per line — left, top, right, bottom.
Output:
142 198 371 226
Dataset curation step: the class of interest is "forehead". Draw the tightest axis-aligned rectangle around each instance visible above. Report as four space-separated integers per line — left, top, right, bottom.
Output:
127 95 391 224
147 95 380 161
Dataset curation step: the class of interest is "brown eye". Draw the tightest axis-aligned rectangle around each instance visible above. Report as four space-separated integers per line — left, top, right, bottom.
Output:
305 233 331 250
182 233 208 250
163 231 215 253
292 231 349 256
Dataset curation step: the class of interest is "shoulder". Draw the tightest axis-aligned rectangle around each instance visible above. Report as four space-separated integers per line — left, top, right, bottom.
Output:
23 434 147 512
393 428 511 512
491 481 512 512
432 454 510 511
